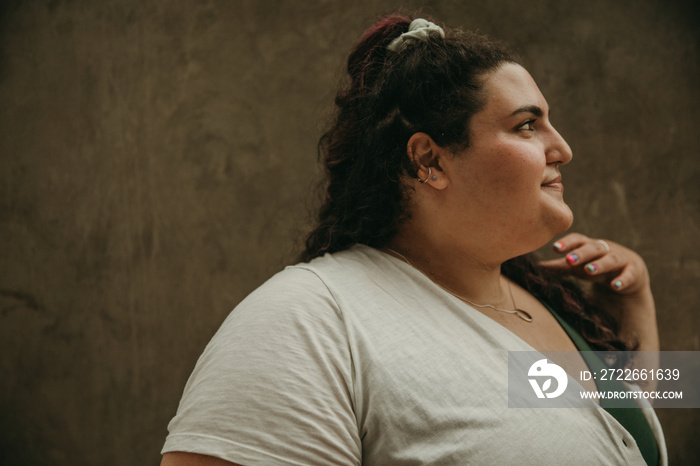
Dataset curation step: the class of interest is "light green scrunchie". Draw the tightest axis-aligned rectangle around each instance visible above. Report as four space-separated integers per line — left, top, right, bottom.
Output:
387 18 445 52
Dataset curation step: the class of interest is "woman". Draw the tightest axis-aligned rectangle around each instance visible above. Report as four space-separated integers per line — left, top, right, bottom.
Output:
161 15 664 465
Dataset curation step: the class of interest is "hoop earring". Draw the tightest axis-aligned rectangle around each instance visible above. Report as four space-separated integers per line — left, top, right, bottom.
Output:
418 167 432 184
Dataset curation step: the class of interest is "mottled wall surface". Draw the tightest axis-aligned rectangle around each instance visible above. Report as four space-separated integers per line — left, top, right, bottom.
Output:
0 0 698 464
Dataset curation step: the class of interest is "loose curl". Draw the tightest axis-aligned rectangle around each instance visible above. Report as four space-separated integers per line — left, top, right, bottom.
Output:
301 14 634 354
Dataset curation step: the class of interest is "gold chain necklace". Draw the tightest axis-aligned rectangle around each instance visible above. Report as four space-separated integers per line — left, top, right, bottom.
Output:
384 248 534 323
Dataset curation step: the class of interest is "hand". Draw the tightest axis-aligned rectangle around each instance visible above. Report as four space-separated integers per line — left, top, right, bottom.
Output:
540 232 659 355
539 232 651 296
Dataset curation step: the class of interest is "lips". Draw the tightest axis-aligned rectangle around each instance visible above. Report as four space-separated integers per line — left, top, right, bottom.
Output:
541 176 563 191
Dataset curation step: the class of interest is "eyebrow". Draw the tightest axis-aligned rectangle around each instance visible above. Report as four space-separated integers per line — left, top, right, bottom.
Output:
510 105 544 117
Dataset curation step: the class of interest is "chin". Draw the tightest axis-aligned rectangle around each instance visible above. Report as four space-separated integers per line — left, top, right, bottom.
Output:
530 207 574 252
547 200 574 233
555 208 574 233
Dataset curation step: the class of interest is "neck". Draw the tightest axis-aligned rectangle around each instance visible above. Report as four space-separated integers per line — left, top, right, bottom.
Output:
387 229 511 306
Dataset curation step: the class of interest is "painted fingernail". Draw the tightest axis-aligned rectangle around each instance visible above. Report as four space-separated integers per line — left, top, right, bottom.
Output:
566 253 579 264
553 241 563 250
613 280 622 290
586 264 597 273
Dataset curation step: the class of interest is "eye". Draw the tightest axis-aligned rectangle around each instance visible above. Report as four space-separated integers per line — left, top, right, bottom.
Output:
517 119 537 132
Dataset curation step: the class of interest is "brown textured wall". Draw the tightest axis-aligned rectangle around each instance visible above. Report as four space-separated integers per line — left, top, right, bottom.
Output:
1 0 698 464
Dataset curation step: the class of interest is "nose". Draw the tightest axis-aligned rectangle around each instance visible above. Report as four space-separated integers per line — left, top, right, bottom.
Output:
546 125 573 166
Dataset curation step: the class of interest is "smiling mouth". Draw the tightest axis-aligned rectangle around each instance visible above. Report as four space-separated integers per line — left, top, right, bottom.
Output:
541 177 563 191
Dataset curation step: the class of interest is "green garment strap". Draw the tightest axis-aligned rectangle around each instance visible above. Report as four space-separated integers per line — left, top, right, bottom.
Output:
544 303 659 466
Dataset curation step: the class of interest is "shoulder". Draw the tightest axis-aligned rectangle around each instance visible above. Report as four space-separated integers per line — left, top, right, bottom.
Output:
293 244 408 294
234 245 388 311
213 246 373 334
239 245 379 303
237 264 335 311
224 252 356 331
211 265 344 354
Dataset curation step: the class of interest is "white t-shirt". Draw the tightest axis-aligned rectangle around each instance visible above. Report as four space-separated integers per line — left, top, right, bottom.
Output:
163 245 666 465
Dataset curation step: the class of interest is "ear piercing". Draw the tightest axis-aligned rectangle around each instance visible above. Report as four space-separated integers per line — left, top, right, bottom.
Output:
418 167 432 183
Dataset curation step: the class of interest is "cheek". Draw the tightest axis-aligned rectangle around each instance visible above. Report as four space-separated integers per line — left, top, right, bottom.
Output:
451 141 545 209
485 143 544 190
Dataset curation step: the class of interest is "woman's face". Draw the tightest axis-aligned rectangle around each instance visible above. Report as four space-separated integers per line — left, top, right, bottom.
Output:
439 63 574 258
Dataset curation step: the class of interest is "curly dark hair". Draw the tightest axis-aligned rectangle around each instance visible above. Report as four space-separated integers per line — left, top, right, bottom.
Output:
301 14 634 354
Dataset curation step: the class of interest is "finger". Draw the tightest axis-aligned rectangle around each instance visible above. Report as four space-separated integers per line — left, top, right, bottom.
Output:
582 254 639 293
563 240 613 267
538 257 590 280
580 251 624 277
607 265 639 293
552 233 590 254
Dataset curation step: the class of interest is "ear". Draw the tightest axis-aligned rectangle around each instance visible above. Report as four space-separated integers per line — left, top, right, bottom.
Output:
407 132 449 189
